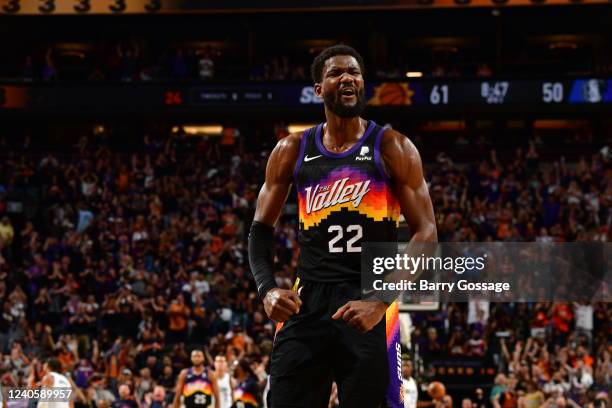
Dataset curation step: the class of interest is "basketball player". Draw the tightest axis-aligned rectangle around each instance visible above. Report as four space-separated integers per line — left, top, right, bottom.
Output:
248 45 437 408
231 359 262 408
38 358 74 408
401 360 418 408
173 349 220 408
214 355 233 408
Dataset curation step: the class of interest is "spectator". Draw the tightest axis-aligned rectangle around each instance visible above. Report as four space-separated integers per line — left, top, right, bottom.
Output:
166 295 190 344
42 47 57 81
111 384 140 408
143 385 167 408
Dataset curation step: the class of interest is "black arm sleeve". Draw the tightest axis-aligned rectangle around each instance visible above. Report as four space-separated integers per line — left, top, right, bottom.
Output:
248 221 278 299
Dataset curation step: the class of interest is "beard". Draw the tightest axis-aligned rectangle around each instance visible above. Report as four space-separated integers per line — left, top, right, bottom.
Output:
323 87 366 118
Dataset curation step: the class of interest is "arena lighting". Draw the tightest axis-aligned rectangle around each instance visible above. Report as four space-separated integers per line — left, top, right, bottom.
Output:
549 42 578 50
288 123 317 133
405 71 424 78
173 125 223 136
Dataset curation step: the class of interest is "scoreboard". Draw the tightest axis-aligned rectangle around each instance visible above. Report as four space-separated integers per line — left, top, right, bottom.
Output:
383 78 612 106
0 78 610 111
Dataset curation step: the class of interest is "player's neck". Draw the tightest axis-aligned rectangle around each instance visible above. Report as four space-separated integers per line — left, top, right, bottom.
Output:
322 114 365 151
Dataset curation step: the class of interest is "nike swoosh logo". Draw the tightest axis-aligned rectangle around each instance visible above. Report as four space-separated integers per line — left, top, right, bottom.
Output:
304 155 322 162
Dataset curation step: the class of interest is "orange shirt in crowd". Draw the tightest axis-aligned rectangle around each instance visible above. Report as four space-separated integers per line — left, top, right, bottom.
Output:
58 350 74 371
210 236 223 254
220 128 235 146
551 304 573 333
168 303 190 331
231 334 246 352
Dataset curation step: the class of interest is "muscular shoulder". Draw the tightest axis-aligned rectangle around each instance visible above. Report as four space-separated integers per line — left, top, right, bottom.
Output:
274 132 302 157
379 128 419 163
379 128 423 185
266 132 303 183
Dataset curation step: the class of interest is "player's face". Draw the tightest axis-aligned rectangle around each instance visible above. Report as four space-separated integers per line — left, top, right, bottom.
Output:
316 55 366 118
191 351 205 366
402 360 413 378
214 356 228 372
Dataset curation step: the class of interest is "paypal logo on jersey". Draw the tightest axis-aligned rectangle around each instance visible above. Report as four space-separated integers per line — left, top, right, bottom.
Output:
299 87 324 104
356 145 372 161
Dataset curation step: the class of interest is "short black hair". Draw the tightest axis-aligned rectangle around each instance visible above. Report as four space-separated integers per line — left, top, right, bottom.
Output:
310 45 365 84
46 357 62 372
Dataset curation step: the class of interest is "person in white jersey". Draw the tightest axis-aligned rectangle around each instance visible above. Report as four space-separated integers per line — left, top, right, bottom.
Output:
38 358 74 408
401 359 418 408
213 355 232 408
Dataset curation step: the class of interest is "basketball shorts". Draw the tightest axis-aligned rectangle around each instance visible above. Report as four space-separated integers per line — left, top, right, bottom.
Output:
269 280 403 408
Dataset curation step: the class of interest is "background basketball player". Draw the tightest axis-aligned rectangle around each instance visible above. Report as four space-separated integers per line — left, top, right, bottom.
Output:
173 350 220 408
37 358 75 408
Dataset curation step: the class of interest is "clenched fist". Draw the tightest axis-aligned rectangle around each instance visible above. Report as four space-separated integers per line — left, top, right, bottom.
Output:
332 300 387 333
263 288 302 322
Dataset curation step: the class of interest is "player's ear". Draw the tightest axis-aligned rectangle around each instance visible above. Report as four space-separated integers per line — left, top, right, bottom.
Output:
314 83 323 98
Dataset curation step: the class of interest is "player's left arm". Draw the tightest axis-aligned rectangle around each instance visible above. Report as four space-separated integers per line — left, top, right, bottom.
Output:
332 129 437 333
208 370 221 408
381 129 437 244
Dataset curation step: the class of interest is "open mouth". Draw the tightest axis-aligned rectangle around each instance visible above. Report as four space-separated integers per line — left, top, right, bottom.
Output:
339 87 356 97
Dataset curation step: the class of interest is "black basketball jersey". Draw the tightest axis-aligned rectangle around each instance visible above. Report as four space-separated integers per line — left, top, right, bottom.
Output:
293 120 400 282
182 367 213 408
232 376 261 407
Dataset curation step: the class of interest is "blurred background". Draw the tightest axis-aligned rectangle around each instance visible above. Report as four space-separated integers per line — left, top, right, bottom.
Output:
0 1 610 407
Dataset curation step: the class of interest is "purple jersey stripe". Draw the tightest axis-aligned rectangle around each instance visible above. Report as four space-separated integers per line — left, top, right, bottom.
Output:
374 125 389 180
293 126 316 182
315 120 375 158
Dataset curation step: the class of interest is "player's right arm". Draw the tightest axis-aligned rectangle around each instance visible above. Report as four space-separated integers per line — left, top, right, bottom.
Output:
249 133 303 323
172 369 187 408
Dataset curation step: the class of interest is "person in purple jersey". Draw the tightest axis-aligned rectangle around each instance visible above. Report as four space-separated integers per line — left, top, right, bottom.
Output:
248 45 437 407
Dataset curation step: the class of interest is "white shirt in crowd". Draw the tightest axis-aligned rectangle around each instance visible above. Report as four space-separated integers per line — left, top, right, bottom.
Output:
573 303 593 331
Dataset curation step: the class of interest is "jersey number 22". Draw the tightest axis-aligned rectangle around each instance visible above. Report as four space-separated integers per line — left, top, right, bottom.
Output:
328 225 362 253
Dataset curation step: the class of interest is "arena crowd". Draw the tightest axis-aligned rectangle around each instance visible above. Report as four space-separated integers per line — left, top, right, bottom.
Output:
0 125 609 407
